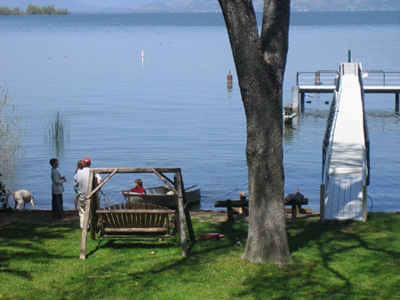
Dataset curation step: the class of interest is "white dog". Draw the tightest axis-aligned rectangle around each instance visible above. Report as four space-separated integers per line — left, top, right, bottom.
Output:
13 189 36 210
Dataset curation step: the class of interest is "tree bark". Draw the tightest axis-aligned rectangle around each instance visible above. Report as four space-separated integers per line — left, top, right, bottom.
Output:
218 0 291 264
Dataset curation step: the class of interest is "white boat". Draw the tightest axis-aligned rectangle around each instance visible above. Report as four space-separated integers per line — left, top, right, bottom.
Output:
122 185 201 209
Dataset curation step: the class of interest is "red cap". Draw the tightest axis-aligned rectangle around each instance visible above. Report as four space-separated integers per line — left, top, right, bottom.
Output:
82 157 91 165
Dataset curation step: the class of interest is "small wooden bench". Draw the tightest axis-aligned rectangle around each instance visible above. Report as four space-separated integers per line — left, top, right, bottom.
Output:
215 198 309 224
215 200 248 225
284 198 308 224
96 202 174 238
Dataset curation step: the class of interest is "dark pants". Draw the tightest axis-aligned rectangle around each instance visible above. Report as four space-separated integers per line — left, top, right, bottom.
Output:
52 193 63 218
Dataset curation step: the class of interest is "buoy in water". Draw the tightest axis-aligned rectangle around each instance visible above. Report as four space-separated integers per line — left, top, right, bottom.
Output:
227 70 233 90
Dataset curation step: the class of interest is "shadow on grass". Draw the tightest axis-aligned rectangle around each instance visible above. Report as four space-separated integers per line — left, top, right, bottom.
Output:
233 214 400 299
85 212 249 258
86 218 248 258
106 213 397 300
86 238 182 258
0 222 78 279
3 213 400 299
75 218 250 298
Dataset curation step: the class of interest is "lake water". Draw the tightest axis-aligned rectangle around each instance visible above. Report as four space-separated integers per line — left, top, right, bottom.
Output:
0 12 399 212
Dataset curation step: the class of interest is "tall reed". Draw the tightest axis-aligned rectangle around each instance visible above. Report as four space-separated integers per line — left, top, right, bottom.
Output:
45 109 69 157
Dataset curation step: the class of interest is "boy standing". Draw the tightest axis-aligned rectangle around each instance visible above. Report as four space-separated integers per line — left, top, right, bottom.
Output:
50 158 66 218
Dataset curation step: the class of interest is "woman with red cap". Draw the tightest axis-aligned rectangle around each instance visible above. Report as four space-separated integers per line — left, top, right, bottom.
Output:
74 157 101 228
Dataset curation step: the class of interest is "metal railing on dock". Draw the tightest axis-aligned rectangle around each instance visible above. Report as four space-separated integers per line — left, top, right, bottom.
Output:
296 70 339 86
292 68 400 113
361 70 400 86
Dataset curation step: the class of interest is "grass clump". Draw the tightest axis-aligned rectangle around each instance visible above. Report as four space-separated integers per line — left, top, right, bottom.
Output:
45 109 69 157
1 212 400 299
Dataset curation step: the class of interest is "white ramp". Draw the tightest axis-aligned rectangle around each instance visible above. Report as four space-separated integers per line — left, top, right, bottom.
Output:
321 63 368 221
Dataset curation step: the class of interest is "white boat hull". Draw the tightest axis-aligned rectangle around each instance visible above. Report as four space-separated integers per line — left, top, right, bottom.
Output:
122 186 201 209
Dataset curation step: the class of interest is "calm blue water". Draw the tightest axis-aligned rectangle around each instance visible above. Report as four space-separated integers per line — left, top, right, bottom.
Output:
0 12 399 212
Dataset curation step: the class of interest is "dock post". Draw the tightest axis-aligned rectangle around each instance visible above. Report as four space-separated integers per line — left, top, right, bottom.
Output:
291 86 300 112
315 71 321 86
362 185 368 222
395 93 399 113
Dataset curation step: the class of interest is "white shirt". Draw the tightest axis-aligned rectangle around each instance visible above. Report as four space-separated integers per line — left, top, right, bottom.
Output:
74 167 101 198
51 168 65 195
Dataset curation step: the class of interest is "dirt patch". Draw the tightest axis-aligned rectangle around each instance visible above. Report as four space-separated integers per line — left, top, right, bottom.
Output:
190 210 229 224
0 209 229 229
0 208 319 229
0 209 80 228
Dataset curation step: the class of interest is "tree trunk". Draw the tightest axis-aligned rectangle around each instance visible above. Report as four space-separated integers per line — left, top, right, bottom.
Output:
218 0 291 264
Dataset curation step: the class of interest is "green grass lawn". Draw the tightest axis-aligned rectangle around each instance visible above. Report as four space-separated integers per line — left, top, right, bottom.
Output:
1 212 400 299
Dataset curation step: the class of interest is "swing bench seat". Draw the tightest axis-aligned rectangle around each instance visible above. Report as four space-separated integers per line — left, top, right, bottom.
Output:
96 202 174 238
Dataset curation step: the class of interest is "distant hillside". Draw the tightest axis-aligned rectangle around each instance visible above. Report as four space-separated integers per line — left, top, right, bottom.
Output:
0 0 149 11
0 0 95 11
0 0 399 12
0 4 68 14
291 0 400 11
135 0 400 12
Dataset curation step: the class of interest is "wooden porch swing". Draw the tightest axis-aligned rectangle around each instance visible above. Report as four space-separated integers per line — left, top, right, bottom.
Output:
79 167 195 260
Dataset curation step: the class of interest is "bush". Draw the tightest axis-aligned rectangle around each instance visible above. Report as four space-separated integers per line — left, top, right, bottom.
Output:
0 85 25 176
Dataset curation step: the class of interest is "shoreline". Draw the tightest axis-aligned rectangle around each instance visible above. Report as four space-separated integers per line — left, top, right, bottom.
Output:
0 208 321 229
0 208 400 229
2 209 399 230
